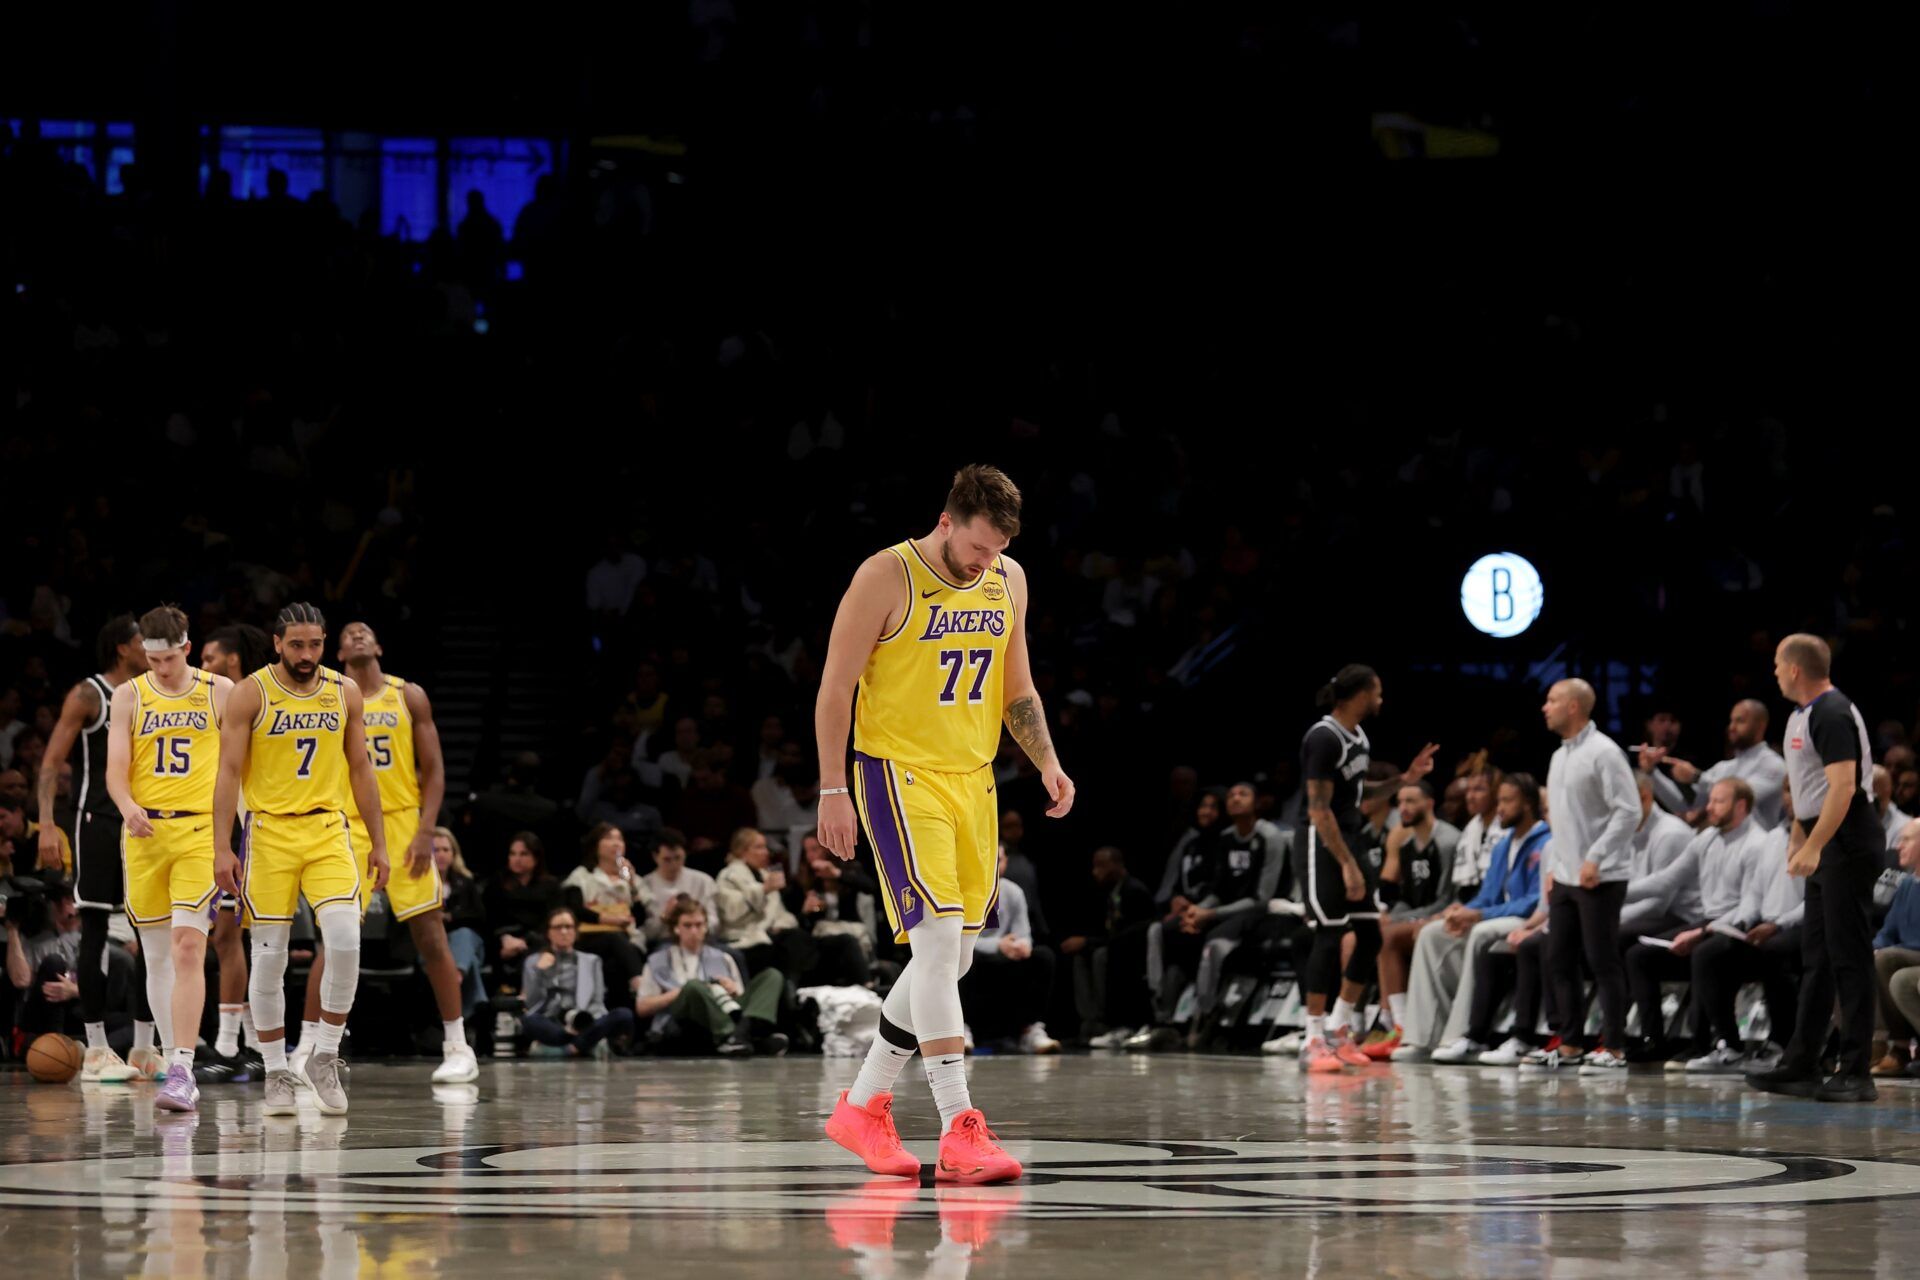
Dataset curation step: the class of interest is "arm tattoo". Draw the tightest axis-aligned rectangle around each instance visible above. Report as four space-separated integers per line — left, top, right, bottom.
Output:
1005 696 1055 768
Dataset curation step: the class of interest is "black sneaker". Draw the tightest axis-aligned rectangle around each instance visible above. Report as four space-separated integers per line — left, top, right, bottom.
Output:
193 1050 245 1084
1814 1073 1879 1103
1746 1065 1819 1098
238 1047 265 1081
753 1032 791 1058
718 1037 753 1057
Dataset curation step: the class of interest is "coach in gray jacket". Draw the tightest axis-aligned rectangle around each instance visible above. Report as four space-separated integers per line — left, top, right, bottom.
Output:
1540 679 1642 1071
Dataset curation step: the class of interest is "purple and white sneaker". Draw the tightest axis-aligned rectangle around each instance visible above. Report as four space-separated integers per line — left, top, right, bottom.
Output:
154 1063 201 1113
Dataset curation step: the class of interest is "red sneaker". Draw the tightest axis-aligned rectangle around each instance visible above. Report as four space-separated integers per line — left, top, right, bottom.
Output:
826 1091 922 1178
1361 1026 1403 1061
935 1110 1023 1185
1328 1029 1371 1067
1300 1037 1344 1073
826 1179 924 1250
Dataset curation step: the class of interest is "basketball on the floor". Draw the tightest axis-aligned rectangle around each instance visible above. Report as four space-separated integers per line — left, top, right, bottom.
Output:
26 1034 83 1083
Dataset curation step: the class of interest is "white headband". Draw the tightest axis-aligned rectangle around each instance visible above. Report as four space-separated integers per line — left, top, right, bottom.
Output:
142 636 187 653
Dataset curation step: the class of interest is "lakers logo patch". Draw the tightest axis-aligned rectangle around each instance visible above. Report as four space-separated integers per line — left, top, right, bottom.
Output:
901 889 915 914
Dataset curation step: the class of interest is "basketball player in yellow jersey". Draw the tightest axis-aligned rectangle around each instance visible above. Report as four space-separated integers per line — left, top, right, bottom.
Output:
286 621 474 1086
820 464 1075 1185
212 603 387 1117
104 605 233 1114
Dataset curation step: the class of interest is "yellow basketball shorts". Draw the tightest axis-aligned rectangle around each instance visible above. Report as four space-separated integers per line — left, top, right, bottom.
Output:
122 813 217 929
241 811 360 926
347 809 440 921
852 751 1001 944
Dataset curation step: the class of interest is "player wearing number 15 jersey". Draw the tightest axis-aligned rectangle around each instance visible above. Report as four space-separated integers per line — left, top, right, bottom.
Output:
818 464 1076 1186
213 603 387 1118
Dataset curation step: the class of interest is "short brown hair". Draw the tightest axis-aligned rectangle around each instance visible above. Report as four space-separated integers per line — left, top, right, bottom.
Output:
1779 633 1832 682
1717 776 1757 814
945 464 1022 538
663 894 705 930
138 604 189 646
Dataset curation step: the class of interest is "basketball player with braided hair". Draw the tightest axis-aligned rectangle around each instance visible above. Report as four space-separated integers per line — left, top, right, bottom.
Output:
1295 664 1437 1074
213 602 388 1116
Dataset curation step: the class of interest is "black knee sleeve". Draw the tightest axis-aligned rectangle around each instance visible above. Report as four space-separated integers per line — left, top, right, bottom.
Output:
1343 919 1383 987
77 909 111 1022
878 1013 919 1052
1305 927 1345 998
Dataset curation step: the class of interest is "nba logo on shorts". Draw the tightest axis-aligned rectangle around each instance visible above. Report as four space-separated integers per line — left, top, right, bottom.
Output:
904 771 915 785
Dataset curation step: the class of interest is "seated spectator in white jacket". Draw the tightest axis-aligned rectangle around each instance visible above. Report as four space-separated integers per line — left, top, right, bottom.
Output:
636 897 788 1056
716 827 867 985
959 846 1060 1054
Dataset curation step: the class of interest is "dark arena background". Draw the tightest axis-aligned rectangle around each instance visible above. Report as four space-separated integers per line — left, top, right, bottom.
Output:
2 5 1914 1277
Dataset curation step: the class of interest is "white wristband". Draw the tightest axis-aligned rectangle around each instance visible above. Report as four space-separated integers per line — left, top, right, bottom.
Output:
819 787 850 797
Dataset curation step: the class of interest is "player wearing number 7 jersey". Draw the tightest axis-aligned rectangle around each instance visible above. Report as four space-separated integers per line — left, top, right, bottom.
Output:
213 603 387 1118
819 464 1076 1185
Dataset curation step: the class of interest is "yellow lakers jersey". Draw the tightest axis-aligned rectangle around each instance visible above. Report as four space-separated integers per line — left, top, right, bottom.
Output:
128 668 221 812
245 666 351 815
854 539 1014 772
361 675 420 813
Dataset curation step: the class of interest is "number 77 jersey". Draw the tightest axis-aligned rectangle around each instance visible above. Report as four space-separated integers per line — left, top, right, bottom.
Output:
244 666 350 816
854 540 1014 774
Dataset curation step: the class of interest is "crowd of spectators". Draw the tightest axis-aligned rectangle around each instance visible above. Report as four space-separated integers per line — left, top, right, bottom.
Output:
6 111 1920 1070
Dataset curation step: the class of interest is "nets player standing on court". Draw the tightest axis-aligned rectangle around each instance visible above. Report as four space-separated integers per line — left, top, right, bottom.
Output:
1749 634 1885 1102
213 603 388 1117
820 465 1075 1185
103 605 233 1113
1296 665 1436 1074
37 616 160 1083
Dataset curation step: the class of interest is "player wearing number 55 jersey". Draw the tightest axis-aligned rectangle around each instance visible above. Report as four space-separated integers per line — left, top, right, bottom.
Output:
104 605 234 1113
213 603 387 1118
820 465 1076 1186
288 621 474 1087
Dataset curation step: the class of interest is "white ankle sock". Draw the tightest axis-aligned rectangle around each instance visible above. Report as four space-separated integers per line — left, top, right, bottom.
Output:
133 1021 155 1054
217 1007 243 1057
1387 993 1408 1028
1307 1015 1327 1043
1330 998 1357 1034
241 1006 261 1050
313 1020 345 1055
443 1018 465 1049
925 1054 972 1129
849 1037 918 1107
262 1039 288 1072
300 1020 321 1050
85 1023 108 1052
172 1047 195 1070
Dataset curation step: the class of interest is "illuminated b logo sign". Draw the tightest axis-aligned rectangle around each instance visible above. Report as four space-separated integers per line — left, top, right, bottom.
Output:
1461 554 1543 638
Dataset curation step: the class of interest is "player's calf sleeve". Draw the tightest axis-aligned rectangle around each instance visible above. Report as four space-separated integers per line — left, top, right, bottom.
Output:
316 903 361 1015
905 916 967 1043
249 923 291 1032
138 926 177 1051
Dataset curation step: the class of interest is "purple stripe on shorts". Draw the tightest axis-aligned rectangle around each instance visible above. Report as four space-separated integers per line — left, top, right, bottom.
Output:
858 753 925 934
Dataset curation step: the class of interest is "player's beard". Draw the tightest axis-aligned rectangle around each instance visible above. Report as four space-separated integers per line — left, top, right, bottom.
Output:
289 660 318 681
942 543 973 582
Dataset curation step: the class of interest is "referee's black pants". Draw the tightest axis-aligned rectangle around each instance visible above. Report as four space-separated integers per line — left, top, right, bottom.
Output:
1786 844 1879 1078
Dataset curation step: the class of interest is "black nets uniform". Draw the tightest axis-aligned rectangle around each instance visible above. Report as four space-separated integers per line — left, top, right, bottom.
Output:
69 674 127 912
1295 715 1379 926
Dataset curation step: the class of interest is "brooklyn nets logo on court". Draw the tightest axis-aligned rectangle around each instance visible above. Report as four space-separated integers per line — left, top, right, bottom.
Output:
4 1140 1920 1217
